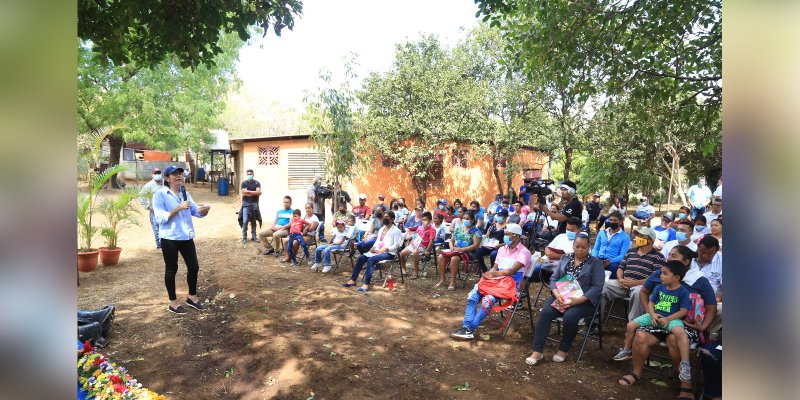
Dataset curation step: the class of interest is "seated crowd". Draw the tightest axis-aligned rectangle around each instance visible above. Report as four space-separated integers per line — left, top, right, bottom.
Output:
253 179 723 400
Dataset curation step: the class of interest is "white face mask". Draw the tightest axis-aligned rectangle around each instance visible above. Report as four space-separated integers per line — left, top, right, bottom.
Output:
153 174 162 181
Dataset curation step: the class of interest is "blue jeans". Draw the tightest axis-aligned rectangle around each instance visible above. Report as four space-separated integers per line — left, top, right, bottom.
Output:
315 213 325 241
606 261 620 279
530 261 557 283
315 243 344 265
149 210 160 248
241 205 257 239
350 253 394 285
462 284 497 331
286 233 309 262
357 239 376 254
690 206 705 220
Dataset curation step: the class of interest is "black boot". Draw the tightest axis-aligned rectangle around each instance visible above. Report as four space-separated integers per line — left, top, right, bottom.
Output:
77 305 115 338
78 320 102 343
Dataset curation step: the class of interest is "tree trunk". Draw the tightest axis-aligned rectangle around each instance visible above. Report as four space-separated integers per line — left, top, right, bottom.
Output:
492 155 504 196
108 134 124 189
563 147 573 181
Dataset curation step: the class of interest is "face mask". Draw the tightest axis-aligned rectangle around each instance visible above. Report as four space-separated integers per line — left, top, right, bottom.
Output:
635 237 649 247
246 174 254 181
608 222 620 230
462 220 472 228
566 231 577 240
439 205 444 209
695 225 705 232
152 174 162 181
676 232 688 242
495 216 505 223
678 212 686 219
383 218 391 225
503 236 512 245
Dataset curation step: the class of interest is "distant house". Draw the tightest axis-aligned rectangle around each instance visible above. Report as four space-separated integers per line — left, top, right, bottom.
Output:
229 133 548 218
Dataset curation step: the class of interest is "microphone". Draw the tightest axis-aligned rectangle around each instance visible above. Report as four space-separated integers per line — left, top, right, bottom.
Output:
180 185 187 202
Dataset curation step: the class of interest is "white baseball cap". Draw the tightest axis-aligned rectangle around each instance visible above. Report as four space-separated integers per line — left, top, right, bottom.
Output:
505 223 523 236
359 193 367 200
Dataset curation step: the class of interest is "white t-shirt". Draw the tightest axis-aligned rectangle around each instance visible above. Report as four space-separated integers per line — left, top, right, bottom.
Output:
546 233 574 256
329 229 348 245
691 252 722 294
660 239 698 259
687 184 713 208
713 185 722 198
703 211 722 223
304 213 320 234
581 209 589 224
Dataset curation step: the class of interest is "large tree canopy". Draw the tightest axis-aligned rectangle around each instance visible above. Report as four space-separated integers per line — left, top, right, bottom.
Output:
78 0 303 68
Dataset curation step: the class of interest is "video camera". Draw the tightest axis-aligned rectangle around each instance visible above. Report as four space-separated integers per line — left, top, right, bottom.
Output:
526 179 555 204
314 184 334 199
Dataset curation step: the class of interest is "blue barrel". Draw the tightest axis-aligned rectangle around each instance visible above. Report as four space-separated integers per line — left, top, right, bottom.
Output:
218 178 229 196
196 167 206 182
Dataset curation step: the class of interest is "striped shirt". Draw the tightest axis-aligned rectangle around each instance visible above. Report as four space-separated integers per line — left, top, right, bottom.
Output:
618 247 665 281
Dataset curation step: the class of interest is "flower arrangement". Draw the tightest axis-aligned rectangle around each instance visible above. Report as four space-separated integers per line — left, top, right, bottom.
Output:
78 341 165 400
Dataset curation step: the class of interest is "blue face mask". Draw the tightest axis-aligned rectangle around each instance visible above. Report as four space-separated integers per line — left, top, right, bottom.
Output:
566 231 577 240
247 175 254 181
676 232 688 242
695 225 705 232
152 174 162 181
495 216 505 223
462 220 472 228
678 212 687 219
503 235 512 245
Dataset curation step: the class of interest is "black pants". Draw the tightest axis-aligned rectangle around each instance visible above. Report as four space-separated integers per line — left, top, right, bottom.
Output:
533 296 595 353
315 212 325 241
161 238 199 301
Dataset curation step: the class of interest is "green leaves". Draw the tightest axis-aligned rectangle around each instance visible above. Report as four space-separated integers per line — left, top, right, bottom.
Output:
78 0 303 68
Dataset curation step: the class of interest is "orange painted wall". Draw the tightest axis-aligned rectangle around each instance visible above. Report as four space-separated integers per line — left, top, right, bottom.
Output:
232 138 548 229
142 150 172 161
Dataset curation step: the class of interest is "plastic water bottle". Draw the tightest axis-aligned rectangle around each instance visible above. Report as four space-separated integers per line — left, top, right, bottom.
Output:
386 273 395 290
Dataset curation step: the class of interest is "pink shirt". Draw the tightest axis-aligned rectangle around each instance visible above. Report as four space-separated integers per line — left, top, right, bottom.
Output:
495 242 533 275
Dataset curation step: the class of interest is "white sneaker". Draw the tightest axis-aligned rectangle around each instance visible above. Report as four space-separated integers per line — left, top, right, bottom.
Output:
311 263 319 271
322 265 332 273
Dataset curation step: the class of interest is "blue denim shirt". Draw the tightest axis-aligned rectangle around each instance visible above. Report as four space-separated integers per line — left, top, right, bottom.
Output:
153 186 206 241
591 228 631 266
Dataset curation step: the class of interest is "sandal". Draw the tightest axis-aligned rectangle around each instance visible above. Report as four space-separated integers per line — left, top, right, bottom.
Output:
434 281 444 288
552 353 566 363
618 371 641 387
447 284 456 291
341 281 357 287
677 387 694 399
525 353 544 366
409 273 420 280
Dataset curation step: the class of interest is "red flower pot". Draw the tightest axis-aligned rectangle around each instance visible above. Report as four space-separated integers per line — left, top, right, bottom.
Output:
77 250 100 272
99 247 123 266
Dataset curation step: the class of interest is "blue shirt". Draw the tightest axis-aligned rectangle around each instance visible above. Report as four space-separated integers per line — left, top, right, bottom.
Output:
152 186 206 241
643 270 717 307
650 284 691 318
404 214 423 230
276 208 293 227
591 228 631 265
654 226 677 242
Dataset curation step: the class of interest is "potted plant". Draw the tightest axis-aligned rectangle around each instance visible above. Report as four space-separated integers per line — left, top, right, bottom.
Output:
77 126 127 272
99 188 140 266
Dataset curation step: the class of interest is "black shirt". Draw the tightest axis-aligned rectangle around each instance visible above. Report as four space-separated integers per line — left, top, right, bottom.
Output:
558 197 583 233
241 180 261 204
586 201 602 220
331 190 351 213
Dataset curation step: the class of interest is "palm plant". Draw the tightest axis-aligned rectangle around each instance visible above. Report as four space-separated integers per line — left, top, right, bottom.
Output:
99 189 141 250
77 125 128 252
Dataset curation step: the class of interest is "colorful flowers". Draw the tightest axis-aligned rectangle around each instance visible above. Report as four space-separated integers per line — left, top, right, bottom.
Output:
78 341 165 399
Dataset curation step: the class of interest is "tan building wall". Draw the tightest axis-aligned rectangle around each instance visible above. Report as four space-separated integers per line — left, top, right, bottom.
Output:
231 137 548 230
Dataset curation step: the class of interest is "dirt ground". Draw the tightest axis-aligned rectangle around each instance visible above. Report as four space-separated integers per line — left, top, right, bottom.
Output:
78 185 687 399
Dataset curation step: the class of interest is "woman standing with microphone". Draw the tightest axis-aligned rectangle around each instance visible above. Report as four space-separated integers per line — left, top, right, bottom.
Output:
152 165 211 314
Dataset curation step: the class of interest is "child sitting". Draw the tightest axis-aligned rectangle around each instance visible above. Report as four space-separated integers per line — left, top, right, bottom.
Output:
312 220 349 273
285 209 311 266
399 211 436 279
615 260 693 383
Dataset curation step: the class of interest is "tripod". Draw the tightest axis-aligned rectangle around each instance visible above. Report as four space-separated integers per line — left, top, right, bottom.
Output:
526 203 557 253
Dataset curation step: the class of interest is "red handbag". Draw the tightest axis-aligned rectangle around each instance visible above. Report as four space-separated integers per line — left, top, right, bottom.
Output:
477 276 519 313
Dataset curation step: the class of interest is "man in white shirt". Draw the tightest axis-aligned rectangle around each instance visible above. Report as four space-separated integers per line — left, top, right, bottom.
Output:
628 196 655 230
529 217 581 282
138 168 164 249
692 235 723 334
661 220 697 259
703 197 723 223
713 178 722 198
687 176 713 220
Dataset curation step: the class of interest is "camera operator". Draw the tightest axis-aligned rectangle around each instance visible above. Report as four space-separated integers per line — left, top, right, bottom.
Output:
307 174 328 243
538 180 583 234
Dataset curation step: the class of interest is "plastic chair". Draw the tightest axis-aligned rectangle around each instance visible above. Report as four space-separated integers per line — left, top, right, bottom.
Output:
499 264 537 336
